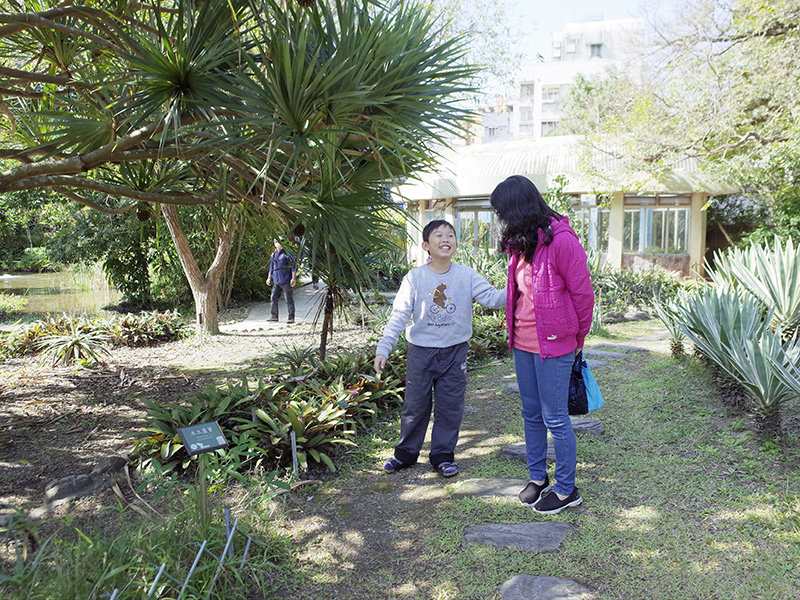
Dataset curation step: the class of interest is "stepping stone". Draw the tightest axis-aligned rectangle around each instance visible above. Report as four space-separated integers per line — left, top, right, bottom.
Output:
500 418 604 463
570 417 605 435
585 359 610 369
581 348 629 360
463 522 573 551
500 441 555 463
594 343 649 354
500 575 596 600
451 478 528 499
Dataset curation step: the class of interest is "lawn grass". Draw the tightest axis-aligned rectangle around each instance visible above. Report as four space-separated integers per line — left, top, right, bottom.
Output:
270 320 800 599
4 320 799 599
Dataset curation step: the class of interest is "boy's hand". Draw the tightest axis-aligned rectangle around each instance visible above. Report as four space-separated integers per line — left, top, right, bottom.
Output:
374 354 387 374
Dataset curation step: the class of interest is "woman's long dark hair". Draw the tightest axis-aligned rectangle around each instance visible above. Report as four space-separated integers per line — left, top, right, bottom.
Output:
490 175 561 263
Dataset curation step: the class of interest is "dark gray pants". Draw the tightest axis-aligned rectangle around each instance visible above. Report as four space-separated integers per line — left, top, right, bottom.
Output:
394 342 468 467
270 282 295 320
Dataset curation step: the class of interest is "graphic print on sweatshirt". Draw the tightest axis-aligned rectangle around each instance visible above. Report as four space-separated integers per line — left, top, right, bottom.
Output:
427 281 456 327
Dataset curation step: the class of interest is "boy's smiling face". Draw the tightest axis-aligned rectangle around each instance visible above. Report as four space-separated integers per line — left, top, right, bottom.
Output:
423 223 458 261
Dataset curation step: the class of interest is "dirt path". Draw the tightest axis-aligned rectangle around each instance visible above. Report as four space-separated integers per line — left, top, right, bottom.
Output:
262 360 525 599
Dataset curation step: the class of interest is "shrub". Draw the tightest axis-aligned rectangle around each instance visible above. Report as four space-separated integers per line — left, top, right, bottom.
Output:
0 292 27 322
669 286 798 422
592 264 685 313
0 310 190 360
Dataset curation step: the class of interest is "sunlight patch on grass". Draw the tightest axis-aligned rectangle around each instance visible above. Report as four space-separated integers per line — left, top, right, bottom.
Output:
391 582 421 595
615 505 661 532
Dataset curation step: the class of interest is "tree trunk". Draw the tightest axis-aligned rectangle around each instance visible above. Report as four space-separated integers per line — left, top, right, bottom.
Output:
161 204 238 335
319 288 335 361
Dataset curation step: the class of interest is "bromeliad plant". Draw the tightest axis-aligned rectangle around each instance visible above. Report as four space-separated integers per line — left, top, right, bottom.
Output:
0 311 190 361
37 320 112 367
132 356 406 475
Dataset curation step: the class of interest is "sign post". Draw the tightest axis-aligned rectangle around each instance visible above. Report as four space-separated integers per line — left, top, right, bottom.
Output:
177 422 229 529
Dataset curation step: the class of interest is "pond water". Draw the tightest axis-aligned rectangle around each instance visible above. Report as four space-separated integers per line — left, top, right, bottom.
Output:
0 272 122 314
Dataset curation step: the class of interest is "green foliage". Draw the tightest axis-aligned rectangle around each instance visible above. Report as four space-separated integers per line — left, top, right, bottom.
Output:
669 285 799 419
469 311 508 362
132 357 406 475
0 311 190 360
0 494 289 600
106 310 190 346
454 246 507 292
14 247 54 273
591 264 685 313
132 377 259 474
665 237 800 420
709 236 800 338
0 293 27 322
366 244 413 292
36 319 112 367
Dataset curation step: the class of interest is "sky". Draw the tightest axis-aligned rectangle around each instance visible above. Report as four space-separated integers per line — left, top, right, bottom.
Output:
517 0 645 61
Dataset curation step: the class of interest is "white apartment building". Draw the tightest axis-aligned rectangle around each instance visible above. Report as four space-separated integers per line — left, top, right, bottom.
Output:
484 17 645 141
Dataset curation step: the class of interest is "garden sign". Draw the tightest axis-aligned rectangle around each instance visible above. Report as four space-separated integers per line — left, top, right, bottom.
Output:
177 421 229 456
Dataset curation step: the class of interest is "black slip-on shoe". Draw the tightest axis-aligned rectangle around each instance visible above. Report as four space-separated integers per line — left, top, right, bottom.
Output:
532 487 583 515
519 476 552 506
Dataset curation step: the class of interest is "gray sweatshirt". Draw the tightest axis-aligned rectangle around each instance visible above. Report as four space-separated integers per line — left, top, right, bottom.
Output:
375 262 506 357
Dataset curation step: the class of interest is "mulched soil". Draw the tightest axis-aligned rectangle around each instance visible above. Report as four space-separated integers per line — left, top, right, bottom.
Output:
0 321 369 516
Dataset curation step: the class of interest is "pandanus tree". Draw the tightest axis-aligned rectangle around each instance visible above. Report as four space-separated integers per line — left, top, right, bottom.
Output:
0 0 475 339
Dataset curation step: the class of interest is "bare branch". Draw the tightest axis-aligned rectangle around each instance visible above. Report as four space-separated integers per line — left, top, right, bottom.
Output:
7 174 217 206
0 65 97 89
0 120 162 188
0 11 135 60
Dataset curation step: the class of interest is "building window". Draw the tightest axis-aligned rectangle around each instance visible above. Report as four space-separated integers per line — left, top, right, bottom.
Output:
486 127 497 137
589 43 603 58
425 207 444 224
520 108 534 122
623 207 690 254
521 84 535 99
541 121 559 135
542 87 560 104
573 207 609 253
456 208 495 251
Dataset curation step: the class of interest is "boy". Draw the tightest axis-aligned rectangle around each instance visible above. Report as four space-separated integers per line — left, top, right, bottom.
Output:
374 220 505 477
266 238 297 324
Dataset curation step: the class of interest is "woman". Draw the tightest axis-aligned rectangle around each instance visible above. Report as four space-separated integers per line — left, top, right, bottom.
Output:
490 175 595 515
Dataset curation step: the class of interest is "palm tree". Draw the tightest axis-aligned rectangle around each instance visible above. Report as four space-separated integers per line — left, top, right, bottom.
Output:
0 0 475 336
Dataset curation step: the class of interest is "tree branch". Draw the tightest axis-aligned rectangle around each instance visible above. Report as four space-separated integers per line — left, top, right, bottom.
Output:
0 65 97 89
0 120 162 187
56 189 139 215
0 11 134 60
5 174 218 206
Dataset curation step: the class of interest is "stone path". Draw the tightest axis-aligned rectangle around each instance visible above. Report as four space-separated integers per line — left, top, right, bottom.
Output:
450 343 649 599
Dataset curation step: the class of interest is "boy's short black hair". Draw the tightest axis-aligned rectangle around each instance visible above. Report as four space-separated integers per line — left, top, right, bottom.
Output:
422 219 456 243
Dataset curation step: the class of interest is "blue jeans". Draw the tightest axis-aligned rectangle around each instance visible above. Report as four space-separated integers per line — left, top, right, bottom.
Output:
513 349 577 496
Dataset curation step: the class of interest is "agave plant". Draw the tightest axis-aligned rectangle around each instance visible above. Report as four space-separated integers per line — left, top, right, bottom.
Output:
671 286 796 419
766 334 800 404
709 237 800 339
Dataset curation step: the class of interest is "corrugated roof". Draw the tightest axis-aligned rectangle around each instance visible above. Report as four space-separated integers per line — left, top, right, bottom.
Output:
398 136 739 200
